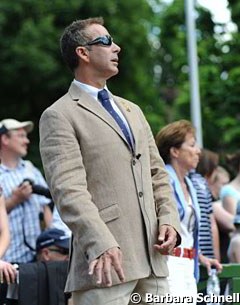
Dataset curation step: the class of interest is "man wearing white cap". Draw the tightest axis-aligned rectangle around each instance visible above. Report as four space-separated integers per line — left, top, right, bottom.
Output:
0 119 52 264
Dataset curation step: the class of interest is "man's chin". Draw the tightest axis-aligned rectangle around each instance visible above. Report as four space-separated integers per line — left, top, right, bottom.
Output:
20 151 28 157
106 69 119 80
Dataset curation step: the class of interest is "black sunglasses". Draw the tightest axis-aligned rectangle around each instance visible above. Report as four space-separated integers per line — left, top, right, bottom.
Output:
84 35 113 46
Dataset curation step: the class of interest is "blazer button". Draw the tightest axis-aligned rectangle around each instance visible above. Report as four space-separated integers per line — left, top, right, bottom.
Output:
132 160 136 165
138 191 143 197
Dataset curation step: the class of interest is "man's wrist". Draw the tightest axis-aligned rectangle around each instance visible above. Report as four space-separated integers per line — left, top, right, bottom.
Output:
6 194 19 211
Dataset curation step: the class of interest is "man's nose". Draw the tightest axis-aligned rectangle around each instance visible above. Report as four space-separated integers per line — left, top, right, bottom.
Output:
113 42 121 53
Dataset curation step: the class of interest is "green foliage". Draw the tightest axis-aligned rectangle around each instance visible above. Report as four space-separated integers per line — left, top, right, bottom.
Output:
0 0 161 168
155 0 240 153
0 0 240 168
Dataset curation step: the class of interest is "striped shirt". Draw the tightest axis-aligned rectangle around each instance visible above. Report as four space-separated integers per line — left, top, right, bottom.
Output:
0 159 51 263
189 171 215 258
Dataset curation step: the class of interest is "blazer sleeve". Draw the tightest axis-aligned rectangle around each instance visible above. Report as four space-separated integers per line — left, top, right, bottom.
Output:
137 107 181 243
39 108 119 263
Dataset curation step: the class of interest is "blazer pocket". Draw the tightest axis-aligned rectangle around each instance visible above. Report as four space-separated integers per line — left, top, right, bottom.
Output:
99 203 120 223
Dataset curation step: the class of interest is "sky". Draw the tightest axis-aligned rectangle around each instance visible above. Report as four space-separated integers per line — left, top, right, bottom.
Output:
197 0 230 23
162 0 231 23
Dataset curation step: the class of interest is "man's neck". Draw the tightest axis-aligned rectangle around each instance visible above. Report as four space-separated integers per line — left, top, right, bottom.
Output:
74 70 106 89
0 153 20 169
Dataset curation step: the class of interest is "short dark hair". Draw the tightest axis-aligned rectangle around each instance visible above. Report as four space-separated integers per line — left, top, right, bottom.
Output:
197 149 219 178
225 151 240 174
60 17 104 71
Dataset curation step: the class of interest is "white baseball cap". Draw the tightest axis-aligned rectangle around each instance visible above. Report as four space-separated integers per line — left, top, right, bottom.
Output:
0 119 34 134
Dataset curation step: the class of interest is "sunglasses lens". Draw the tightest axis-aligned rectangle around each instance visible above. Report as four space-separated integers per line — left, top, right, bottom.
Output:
87 35 112 46
102 36 112 45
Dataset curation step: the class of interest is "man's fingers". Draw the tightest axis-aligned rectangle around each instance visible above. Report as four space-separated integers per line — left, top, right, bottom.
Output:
153 244 168 254
88 247 125 286
89 258 104 285
158 226 167 243
160 234 177 250
101 271 107 287
155 225 177 254
103 254 112 286
88 259 98 275
95 257 103 284
153 243 174 255
111 251 125 283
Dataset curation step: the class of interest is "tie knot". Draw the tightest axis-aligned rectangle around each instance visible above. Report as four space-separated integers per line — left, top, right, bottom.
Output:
98 89 109 103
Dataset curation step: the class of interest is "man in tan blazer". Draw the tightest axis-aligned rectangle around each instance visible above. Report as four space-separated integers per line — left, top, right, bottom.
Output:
39 17 181 305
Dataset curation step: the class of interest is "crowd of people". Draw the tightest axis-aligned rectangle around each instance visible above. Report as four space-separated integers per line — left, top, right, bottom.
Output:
0 16 240 305
0 119 71 304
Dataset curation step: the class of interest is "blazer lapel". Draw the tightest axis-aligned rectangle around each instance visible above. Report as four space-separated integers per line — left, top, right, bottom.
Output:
68 83 133 151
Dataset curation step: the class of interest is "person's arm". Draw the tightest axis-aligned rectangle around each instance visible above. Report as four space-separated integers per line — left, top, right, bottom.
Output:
234 250 240 263
198 253 222 274
39 108 122 286
0 196 10 257
5 182 32 212
137 107 181 250
211 213 221 261
0 196 16 284
43 205 53 228
30 165 53 227
231 237 240 263
212 200 235 233
222 195 238 215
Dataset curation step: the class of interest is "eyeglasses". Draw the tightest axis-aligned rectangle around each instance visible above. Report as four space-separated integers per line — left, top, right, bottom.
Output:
83 35 113 47
48 247 69 255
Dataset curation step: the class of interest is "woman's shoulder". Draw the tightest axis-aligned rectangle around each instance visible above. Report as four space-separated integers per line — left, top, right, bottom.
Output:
220 184 240 199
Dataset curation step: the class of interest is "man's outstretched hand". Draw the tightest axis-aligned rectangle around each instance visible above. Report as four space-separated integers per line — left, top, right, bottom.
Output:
88 247 125 287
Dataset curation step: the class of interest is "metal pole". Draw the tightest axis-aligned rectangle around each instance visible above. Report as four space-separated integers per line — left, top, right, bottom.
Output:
185 0 203 147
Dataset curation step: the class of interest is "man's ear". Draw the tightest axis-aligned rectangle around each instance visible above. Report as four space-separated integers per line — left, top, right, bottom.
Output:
1 134 10 146
75 46 90 63
41 248 50 261
170 146 179 158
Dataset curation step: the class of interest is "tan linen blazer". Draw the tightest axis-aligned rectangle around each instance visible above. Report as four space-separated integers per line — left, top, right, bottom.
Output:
39 82 181 292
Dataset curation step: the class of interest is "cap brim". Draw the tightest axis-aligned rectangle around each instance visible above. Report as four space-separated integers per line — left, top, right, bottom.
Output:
55 238 70 250
18 121 34 133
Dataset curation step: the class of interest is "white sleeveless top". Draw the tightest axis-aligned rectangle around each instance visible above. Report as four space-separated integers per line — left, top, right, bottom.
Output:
180 196 195 249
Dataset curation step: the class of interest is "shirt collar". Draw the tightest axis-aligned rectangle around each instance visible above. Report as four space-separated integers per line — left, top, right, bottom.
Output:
73 79 109 101
0 159 25 172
